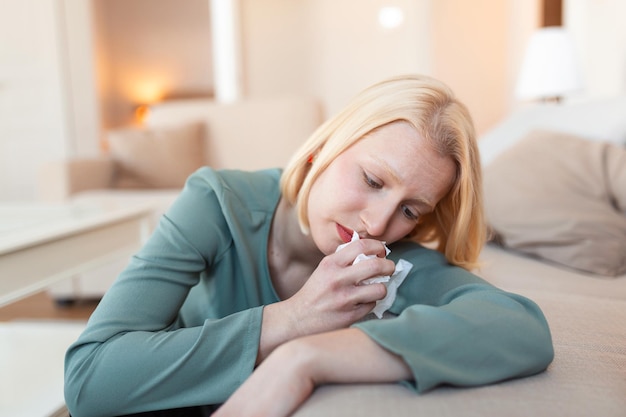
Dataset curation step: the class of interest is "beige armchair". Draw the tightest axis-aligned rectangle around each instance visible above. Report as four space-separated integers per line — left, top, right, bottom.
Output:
38 96 323 300
40 96 323 202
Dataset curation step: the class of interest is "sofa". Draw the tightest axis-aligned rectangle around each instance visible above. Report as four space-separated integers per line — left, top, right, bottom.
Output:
39 96 324 299
41 95 626 416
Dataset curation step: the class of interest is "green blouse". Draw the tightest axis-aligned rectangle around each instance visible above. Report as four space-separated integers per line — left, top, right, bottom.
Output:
64 167 553 417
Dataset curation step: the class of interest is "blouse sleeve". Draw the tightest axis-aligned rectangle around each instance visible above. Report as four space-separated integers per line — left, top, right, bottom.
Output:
354 242 554 393
64 171 263 417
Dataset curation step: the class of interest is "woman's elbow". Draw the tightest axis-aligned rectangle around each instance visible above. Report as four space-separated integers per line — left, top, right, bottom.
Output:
519 300 555 375
64 344 102 417
531 319 554 373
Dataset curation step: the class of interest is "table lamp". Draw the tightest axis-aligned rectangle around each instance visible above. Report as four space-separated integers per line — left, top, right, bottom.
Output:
515 27 583 102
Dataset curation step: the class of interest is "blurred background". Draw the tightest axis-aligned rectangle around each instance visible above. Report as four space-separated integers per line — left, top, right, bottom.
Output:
1 0 624 201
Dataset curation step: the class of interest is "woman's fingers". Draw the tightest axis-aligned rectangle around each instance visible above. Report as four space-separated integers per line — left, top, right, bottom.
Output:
349 256 396 285
334 238 389 265
351 281 387 306
332 238 396 281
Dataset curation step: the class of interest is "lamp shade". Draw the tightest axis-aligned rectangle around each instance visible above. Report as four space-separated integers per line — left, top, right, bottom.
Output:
515 27 583 101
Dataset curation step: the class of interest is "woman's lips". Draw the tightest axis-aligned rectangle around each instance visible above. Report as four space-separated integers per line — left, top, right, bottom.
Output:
336 224 354 243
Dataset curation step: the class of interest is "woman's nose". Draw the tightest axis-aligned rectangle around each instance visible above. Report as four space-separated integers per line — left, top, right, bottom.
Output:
361 201 395 238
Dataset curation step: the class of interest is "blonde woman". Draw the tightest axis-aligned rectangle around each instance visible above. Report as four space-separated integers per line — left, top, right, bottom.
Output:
65 75 553 417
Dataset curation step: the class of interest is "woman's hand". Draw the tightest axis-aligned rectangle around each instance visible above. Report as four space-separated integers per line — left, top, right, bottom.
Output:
259 238 396 362
288 238 395 330
215 328 412 417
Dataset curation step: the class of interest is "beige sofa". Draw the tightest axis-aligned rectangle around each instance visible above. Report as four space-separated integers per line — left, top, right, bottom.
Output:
39 96 323 299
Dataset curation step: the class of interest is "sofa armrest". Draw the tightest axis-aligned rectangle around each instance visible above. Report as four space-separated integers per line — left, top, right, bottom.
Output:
38 156 115 201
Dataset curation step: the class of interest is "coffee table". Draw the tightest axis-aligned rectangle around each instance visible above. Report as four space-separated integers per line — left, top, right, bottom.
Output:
0 201 153 307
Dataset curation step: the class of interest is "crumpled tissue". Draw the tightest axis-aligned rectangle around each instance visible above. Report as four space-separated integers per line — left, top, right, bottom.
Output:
336 232 413 318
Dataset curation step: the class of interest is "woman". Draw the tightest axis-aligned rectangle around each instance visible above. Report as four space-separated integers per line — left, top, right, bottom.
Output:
64 75 553 417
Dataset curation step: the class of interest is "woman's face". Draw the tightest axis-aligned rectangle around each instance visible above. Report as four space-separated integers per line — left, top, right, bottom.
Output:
307 121 456 255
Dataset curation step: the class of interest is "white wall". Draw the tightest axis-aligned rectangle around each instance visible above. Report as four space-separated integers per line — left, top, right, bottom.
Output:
565 0 626 98
0 0 71 201
241 0 432 118
241 0 537 134
431 0 519 134
506 0 541 109
62 0 101 157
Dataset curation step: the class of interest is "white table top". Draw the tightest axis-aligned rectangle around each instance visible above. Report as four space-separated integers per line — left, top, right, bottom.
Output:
0 200 154 307
0 201 152 255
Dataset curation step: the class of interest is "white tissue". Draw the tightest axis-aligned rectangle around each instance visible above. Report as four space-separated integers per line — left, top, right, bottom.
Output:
336 232 413 318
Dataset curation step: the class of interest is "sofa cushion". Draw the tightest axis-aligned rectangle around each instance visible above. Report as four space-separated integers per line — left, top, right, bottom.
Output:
108 123 205 189
483 129 626 277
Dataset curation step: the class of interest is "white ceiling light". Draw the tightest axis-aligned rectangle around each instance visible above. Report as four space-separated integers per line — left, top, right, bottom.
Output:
378 6 404 29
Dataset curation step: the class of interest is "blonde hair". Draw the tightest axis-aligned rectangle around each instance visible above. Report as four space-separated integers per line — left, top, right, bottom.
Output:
280 74 486 270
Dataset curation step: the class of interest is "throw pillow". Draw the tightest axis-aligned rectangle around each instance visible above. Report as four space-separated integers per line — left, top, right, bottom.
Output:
108 123 205 189
483 129 626 277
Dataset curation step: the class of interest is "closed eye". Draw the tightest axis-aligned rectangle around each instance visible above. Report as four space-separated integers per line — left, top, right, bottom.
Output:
401 205 419 221
363 171 382 189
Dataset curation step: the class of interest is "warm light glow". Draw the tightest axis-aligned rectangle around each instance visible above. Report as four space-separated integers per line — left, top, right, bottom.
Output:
122 77 166 125
378 6 404 29
134 104 151 125
127 78 167 104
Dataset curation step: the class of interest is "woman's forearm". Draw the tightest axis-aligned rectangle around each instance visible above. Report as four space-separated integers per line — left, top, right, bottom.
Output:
216 327 412 417
294 327 413 385
258 299 413 385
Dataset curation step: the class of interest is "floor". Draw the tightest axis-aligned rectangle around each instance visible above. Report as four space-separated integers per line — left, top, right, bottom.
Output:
0 293 98 417
0 291 98 322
